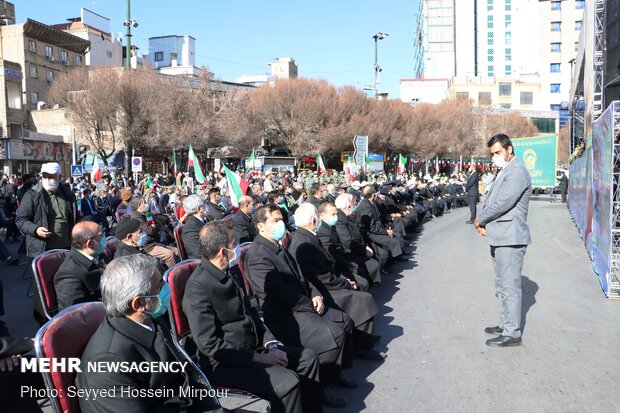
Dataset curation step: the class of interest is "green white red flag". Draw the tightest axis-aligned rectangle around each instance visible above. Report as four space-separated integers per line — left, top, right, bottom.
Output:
223 165 249 209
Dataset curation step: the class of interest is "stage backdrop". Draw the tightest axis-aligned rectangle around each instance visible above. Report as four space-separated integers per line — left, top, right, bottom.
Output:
512 135 558 188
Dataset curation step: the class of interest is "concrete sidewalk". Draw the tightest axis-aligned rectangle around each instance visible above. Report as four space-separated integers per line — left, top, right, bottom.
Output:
3 198 618 412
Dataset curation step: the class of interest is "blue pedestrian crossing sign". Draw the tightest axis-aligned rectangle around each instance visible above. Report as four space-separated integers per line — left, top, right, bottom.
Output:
71 165 84 177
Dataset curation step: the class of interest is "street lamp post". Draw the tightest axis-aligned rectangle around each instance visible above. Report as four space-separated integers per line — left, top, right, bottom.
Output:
373 32 388 99
123 0 138 175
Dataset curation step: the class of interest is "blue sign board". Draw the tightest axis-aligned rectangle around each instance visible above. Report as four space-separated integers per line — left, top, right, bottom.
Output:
71 165 84 177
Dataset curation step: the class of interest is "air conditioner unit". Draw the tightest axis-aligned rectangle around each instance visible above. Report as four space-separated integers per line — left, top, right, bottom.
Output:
49 56 54 62
63 61 69 66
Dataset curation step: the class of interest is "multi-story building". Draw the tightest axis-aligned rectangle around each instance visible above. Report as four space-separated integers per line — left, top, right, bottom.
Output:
0 8 89 175
148 35 201 77
408 0 584 129
237 57 298 87
53 8 123 68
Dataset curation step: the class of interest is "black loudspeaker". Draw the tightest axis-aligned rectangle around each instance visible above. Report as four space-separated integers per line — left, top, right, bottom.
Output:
605 0 620 104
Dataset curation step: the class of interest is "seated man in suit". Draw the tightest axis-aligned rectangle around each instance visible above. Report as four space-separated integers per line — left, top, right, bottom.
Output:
356 186 403 267
205 187 226 221
113 216 148 258
184 220 323 412
316 202 370 291
79 187 110 236
130 195 179 269
75 255 226 413
290 204 383 358
230 195 257 244
334 194 382 285
244 204 354 407
54 221 105 311
181 195 208 259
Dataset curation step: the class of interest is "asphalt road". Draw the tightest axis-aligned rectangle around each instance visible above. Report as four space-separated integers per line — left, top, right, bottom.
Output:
3 197 618 412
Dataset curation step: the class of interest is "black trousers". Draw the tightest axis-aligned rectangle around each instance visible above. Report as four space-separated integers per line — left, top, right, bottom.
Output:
349 253 381 285
210 346 323 413
468 195 478 221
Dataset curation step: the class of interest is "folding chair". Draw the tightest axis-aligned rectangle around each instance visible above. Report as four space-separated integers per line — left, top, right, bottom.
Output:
34 302 106 413
103 236 119 264
164 259 261 405
32 249 70 320
173 224 188 260
236 242 256 300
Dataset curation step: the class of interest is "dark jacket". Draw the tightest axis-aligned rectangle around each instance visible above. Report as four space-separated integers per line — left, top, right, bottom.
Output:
289 228 377 326
183 258 275 372
206 201 225 221
181 215 206 260
16 181 77 258
130 211 160 253
335 210 367 256
244 235 341 353
356 198 388 237
54 248 103 311
75 316 186 413
316 220 356 277
231 210 256 244
114 242 142 258
466 171 479 197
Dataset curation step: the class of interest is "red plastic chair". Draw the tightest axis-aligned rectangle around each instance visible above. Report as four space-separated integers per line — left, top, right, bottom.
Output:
236 242 255 299
103 236 119 263
34 302 106 413
174 224 188 260
32 249 70 320
280 231 292 250
164 259 260 403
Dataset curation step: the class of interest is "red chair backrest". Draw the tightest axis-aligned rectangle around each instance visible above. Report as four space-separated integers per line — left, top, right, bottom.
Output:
104 236 119 262
280 231 292 250
33 249 70 319
174 224 188 261
35 302 106 413
237 242 254 298
165 259 200 338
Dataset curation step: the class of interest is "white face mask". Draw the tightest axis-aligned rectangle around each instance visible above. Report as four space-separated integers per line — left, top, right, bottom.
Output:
42 178 59 192
492 154 509 169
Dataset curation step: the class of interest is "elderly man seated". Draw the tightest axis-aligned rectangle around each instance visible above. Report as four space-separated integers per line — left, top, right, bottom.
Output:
75 255 227 413
54 221 105 311
184 220 322 413
113 216 148 258
181 195 208 259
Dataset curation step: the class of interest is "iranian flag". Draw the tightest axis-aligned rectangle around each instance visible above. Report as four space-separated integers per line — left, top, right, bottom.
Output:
172 148 178 176
317 152 326 175
223 165 249 210
398 154 407 174
247 149 255 170
345 154 355 182
364 153 370 172
187 144 206 183
92 153 101 182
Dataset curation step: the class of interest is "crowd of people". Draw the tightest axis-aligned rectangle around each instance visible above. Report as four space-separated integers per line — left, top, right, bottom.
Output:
1 160 483 413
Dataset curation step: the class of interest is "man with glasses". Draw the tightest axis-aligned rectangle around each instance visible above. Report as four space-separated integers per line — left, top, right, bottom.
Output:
54 221 106 311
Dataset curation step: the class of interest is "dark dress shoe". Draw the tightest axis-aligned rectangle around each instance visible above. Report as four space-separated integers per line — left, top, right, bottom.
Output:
321 387 347 408
335 373 358 388
354 349 387 361
486 335 522 347
484 326 503 335
465 220 474 224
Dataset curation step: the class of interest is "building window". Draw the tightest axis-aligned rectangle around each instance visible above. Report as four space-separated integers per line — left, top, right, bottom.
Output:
75 55 83 65
488 21 494 29
551 1 561 11
29 65 37 78
488 49 494 56
499 82 512 96
45 45 53 59
488 15 493 22
575 42 579 52
488 55 494 63
520 92 533 105
551 42 561 52
576 0 585 9
479 92 492 105
550 84 561 93
550 104 561 111
106 51 112 58
499 103 511 109
488 38 494 45
154 51 163 61
505 32 512 45
505 65 512 75
7 82 21 110
60 50 69 64
30 92 39 106
550 63 561 73
28 40 36 53
551 22 561 32
505 4 511 11
487 4 493 11
505 15 511 22
505 48 512 59
505 21 512 30
488 65 494 76
456 92 470 101
46 70 54 83
575 21 582 31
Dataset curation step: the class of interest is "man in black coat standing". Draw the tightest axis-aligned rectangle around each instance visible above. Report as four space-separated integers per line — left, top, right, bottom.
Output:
54 221 105 311
184 220 323 412
290 204 382 356
356 186 403 266
465 165 479 224
181 195 208 259
75 255 225 413
231 195 257 244
244 204 354 406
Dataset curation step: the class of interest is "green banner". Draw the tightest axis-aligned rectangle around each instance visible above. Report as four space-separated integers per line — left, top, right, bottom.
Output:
512 134 558 188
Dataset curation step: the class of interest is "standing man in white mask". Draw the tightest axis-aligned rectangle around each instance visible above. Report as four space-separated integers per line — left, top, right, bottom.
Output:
475 133 532 347
17 162 78 324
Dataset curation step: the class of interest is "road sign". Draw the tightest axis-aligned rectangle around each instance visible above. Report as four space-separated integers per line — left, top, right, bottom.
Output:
71 165 83 177
131 156 143 172
353 135 368 165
